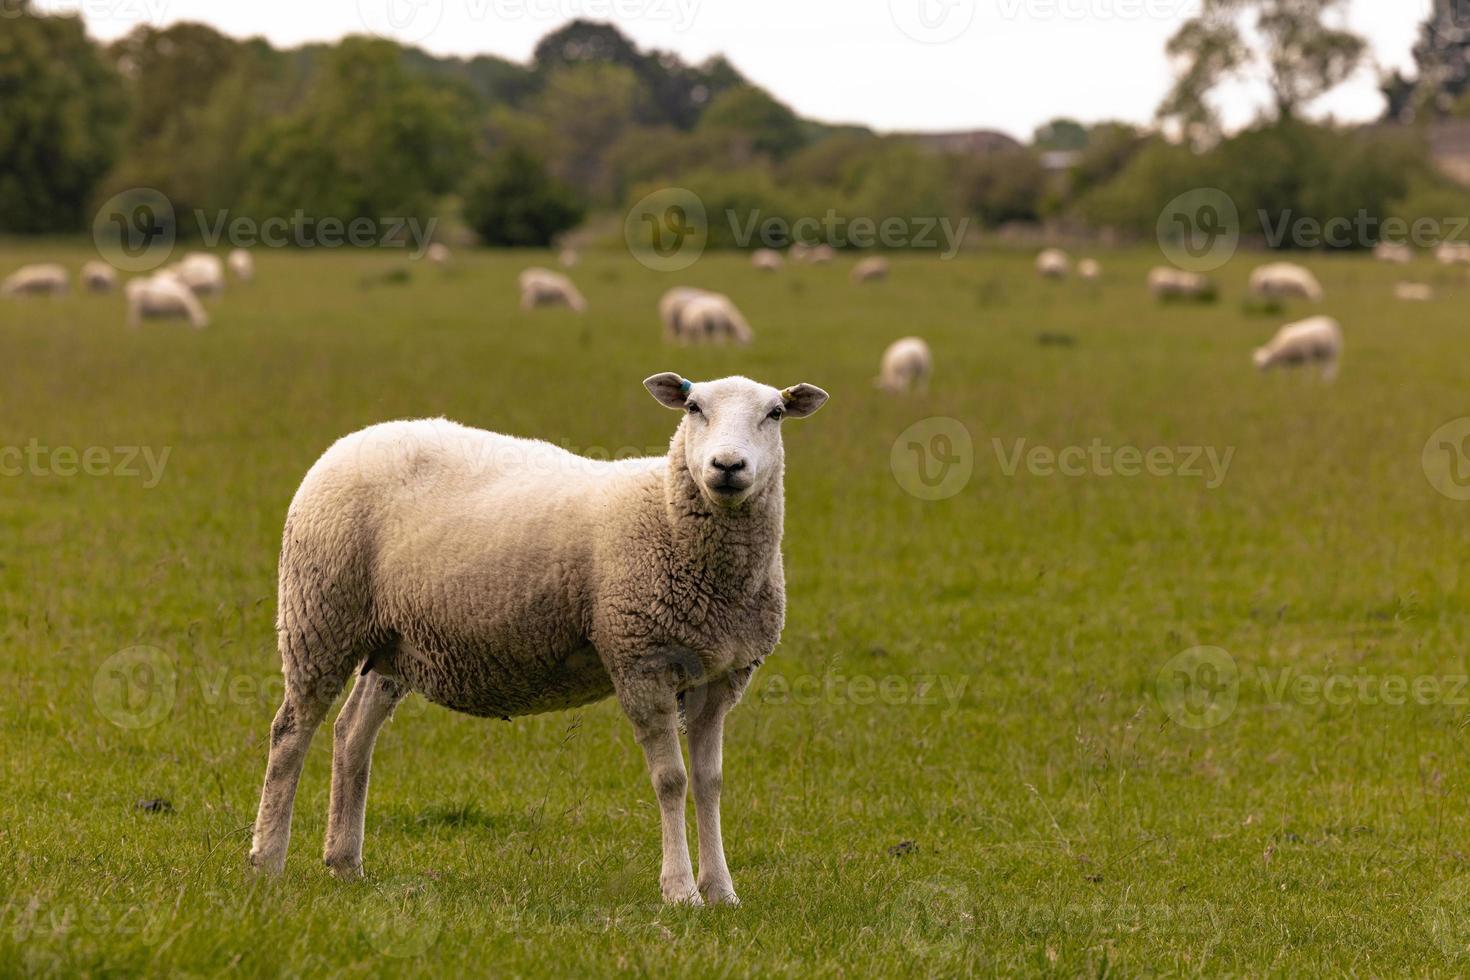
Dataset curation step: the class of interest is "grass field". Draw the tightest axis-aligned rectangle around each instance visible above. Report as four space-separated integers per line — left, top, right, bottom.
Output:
2 239 1469 976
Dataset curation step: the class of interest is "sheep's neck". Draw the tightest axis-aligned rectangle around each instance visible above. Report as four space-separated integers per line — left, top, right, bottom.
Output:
663 427 783 591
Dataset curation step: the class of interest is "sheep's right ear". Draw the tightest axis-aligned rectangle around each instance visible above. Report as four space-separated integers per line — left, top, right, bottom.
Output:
644 373 690 409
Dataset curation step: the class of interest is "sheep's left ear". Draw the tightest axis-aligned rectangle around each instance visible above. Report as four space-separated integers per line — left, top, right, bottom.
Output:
780 383 829 419
644 372 690 409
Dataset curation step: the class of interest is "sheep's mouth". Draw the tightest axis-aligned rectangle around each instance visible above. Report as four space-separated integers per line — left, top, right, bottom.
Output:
705 479 751 501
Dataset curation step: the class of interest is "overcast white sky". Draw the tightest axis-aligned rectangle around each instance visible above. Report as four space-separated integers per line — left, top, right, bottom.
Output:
44 0 1427 139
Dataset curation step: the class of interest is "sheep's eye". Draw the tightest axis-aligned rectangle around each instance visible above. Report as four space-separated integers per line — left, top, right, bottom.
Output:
768 407 784 421
686 403 702 415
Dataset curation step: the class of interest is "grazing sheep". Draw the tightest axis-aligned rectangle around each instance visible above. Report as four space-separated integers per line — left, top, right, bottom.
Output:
228 249 255 282
851 256 889 283
1374 242 1412 265
558 248 579 268
248 373 830 906
875 337 933 394
519 267 587 312
1253 315 1342 381
125 273 210 329
168 252 226 296
1036 248 1070 279
1395 282 1435 302
1436 241 1470 266
1 263 69 297
1147 266 1215 302
1078 258 1102 282
81 261 118 293
661 288 752 345
790 243 834 264
1248 262 1323 303
751 248 783 272
426 243 451 266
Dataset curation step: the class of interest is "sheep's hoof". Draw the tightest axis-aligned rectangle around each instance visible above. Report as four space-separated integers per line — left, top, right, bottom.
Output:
325 856 365 881
662 883 703 906
700 884 740 907
248 850 285 877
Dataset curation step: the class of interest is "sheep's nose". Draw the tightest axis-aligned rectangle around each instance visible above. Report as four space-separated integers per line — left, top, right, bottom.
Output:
710 455 747 473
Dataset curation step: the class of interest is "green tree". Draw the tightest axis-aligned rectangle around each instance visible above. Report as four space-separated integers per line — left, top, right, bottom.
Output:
1033 118 1089 152
535 63 638 203
698 86 806 160
0 1 126 233
462 146 584 247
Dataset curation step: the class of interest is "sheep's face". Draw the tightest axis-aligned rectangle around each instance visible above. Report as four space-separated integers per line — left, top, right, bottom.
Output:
645 374 828 508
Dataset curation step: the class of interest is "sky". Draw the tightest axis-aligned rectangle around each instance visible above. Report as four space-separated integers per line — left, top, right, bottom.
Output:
42 0 1428 139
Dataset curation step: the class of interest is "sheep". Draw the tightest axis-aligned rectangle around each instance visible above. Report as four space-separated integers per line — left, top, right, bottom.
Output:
1147 266 1215 302
1 263 69 297
1036 248 1070 279
1253 315 1342 381
168 252 226 297
1078 258 1102 282
426 243 451 266
751 248 783 272
1248 262 1323 303
660 288 752 345
851 256 889 283
518 267 587 312
558 248 579 268
1374 242 1412 265
248 372 830 906
81 261 118 293
228 248 255 282
1436 241 1470 266
875 337 933 394
125 273 210 329
1395 282 1435 302
789 243 834 265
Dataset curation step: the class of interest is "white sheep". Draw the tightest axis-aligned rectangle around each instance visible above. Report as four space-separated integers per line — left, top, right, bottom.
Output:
789 243 834 264
660 288 752 345
1374 242 1412 265
558 248 579 268
125 273 210 329
81 261 118 293
850 256 889 283
1036 248 1070 279
1 263 68 297
519 267 586 312
1078 258 1102 282
1395 282 1435 302
1436 241 1470 266
228 248 255 282
168 252 226 296
426 243 451 266
875 337 933 394
1253 315 1342 381
751 248 783 272
1248 262 1323 303
1147 266 1215 302
248 373 829 906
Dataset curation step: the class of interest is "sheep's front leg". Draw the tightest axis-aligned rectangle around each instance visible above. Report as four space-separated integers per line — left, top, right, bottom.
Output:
686 676 740 905
620 687 700 905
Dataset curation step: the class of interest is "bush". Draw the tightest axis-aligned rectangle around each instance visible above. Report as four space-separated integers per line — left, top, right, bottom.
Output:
463 145 584 247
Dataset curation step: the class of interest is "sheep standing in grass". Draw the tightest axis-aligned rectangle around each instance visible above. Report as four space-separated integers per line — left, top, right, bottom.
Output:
875 337 933 394
126 273 209 329
1 264 69 296
426 243 451 266
519 268 586 312
1248 262 1323 303
1436 241 1470 266
81 261 117 293
1374 242 1412 265
1395 282 1434 302
1148 267 1215 302
660 288 752 345
228 249 255 282
851 256 889 283
558 248 579 268
751 248 783 272
1253 316 1342 381
169 252 226 296
1078 258 1101 282
1036 248 1070 279
249 373 829 905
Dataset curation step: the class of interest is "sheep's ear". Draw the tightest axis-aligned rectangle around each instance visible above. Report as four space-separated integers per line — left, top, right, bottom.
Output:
644 373 690 409
780 383 829 419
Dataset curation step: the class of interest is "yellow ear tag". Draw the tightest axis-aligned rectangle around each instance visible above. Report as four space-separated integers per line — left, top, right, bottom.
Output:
781 388 794 404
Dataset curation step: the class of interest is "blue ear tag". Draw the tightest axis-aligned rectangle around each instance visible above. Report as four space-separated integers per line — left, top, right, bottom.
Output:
679 379 692 394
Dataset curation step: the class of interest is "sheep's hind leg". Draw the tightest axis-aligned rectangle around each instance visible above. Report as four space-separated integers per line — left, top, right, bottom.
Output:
324 670 407 879
249 682 335 876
